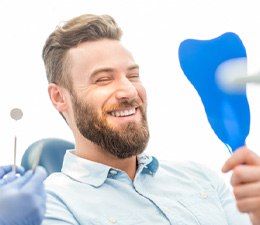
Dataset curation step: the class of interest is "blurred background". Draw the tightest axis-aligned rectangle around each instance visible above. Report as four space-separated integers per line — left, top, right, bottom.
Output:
0 0 259 180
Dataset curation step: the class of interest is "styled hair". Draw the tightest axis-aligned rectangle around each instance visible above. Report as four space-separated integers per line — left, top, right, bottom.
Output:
42 14 122 90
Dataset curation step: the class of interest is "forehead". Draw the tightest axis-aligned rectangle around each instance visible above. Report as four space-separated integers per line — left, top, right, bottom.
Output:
68 39 137 79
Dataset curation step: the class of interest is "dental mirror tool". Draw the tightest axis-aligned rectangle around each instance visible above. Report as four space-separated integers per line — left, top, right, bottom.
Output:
10 108 23 173
30 142 44 172
216 57 260 93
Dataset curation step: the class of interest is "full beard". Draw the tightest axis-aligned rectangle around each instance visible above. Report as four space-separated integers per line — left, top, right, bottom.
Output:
71 94 149 159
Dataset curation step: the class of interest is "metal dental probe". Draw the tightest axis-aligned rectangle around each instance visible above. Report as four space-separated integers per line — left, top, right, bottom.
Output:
10 108 23 173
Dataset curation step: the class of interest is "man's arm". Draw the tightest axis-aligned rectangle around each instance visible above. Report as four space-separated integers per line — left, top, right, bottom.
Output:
222 147 260 225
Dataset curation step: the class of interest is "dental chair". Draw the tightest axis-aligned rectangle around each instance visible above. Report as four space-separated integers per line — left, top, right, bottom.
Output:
21 138 74 176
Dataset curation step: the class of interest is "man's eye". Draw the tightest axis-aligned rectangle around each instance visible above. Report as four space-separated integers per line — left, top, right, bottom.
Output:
95 77 111 85
128 74 140 80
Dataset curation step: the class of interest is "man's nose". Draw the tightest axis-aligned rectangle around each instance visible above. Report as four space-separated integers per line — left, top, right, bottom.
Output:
114 78 138 100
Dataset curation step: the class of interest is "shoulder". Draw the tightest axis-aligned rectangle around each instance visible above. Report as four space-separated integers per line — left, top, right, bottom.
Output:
158 159 224 188
159 159 212 174
44 172 73 194
44 172 68 185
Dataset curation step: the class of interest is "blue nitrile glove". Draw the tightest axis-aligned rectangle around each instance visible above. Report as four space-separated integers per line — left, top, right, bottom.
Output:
0 165 15 178
0 166 47 225
0 165 25 186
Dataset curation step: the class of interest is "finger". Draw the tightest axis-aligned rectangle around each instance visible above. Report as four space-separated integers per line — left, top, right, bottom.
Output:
0 166 25 186
0 171 19 185
4 170 34 188
233 182 260 199
236 196 260 213
0 165 13 178
33 166 47 182
230 165 260 185
23 166 47 190
222 147 260 173
15 166 25 175
0 165 25 179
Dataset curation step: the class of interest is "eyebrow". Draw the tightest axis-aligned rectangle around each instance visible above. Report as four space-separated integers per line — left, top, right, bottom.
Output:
127 64 139 71
90 64 139 79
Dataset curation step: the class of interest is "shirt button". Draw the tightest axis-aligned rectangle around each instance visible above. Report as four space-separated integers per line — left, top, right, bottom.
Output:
108 217 117 224
163 207 169 212
200 192 208 199
163 207 173 216
109 170 118 175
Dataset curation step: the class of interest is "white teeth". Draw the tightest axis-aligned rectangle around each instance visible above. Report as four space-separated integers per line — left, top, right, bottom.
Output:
111 108 136 117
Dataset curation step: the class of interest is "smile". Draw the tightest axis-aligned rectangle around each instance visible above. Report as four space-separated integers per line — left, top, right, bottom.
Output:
110 108 136 117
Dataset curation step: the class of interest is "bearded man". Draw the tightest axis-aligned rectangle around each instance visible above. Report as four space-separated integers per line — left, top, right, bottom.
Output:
42 13 255 225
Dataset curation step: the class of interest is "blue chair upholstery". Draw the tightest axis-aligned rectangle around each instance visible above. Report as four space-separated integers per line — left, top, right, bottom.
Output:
21 138 74 175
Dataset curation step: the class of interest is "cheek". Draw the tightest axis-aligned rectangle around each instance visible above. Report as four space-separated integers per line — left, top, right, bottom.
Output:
137 84 147 104
86 88 114 112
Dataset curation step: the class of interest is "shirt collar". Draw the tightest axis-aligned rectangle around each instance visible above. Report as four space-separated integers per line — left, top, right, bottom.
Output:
137 153 159 175
62 150 159 187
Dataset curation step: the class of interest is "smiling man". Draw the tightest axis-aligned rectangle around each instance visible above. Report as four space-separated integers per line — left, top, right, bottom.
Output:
61 38 149 180
41 13 254 225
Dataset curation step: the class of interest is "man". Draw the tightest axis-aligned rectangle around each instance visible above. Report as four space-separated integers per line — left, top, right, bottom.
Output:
41 13 258 224
0 165 47 225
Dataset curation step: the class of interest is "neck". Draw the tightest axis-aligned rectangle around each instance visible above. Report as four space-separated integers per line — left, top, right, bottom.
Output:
75 139 137 180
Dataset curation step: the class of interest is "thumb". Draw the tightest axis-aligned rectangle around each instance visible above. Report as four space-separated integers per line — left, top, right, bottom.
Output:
23 166 47 190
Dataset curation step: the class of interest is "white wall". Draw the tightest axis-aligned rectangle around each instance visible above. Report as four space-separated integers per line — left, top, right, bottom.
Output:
0 0 259 181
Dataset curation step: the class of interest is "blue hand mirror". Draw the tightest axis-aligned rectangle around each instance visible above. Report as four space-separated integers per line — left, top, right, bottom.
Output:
178 32 250 153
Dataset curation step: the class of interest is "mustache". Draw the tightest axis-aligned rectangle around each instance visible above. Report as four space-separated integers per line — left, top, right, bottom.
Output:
103 99 143 113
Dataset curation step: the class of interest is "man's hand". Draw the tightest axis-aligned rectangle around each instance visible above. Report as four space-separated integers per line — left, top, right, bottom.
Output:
222 147 260 225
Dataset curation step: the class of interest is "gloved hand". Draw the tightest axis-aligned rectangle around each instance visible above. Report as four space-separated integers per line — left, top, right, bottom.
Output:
0 166 47 225
0 165 15 178
0 165 25 186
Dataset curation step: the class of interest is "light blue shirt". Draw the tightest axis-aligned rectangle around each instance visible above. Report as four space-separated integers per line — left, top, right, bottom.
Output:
43 150 251 225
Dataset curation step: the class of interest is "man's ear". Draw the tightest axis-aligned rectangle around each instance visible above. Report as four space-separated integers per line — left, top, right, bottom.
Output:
48 83 68 113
